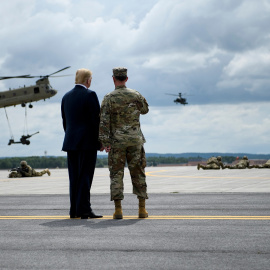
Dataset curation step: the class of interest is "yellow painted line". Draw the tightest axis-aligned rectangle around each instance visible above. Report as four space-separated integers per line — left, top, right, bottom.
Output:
0 216 270 220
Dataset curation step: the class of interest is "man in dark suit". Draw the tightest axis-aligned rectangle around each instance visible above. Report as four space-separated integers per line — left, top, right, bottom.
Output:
61 68 103 219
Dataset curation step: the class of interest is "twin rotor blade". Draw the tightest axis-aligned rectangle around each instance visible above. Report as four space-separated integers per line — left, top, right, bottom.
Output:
0 75 31 80
0 66 71 80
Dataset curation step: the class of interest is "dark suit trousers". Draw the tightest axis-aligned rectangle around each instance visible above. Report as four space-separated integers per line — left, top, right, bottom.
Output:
67 150 97 216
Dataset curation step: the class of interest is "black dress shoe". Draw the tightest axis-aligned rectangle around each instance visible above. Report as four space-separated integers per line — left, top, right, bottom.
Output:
70 214 80 218
81 211 103 219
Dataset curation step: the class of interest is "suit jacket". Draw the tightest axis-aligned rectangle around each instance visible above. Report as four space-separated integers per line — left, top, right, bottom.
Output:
61 85 101 151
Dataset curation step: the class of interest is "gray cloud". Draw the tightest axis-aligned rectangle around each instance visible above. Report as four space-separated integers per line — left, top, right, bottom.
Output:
1 0 270 105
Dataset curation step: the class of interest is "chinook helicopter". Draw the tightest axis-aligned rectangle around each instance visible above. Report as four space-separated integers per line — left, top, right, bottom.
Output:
1 66 71 145
166 92 188 105
0 66 70 108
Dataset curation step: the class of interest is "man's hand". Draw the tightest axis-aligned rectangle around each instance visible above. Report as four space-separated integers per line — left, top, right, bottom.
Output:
105 146 111 153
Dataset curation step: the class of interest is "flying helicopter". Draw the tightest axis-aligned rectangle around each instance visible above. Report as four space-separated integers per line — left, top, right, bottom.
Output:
1 66 71 145
166 92 188 105
0 66 71 108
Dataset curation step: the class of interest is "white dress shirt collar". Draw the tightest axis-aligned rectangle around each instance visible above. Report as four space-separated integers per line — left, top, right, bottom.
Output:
75 84 88 89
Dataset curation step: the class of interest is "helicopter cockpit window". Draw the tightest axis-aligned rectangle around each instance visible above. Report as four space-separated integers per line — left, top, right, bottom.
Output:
46 85 51 92
34 87 40 94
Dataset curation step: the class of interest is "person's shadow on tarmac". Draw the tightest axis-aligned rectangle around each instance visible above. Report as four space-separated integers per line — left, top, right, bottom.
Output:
40 218 142 229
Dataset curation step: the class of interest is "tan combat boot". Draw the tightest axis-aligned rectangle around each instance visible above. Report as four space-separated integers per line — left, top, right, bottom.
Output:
138 198 148 218
113 199 123 219
46 169 51 176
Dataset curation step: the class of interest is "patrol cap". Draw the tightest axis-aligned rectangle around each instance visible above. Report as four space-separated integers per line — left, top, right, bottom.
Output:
113 67 127 77
20 160 27 166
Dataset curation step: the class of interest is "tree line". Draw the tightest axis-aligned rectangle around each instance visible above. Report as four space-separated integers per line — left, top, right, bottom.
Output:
0 155 239 170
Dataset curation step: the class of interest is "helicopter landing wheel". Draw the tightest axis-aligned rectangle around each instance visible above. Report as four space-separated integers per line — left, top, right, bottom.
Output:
21 103 26 107
29 104 33 108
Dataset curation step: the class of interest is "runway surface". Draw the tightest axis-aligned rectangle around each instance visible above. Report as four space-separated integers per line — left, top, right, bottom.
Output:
1 166 270 194
0 166 270 269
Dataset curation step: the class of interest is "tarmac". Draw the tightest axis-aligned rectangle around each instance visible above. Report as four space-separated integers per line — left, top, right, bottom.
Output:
0 166 270 269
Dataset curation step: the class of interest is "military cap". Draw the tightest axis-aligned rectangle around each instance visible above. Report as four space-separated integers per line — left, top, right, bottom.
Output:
113 67 127 77
20 160 27 166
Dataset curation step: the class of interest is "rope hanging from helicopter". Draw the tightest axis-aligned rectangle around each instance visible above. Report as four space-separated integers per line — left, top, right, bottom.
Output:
23 106 28 135
4 106 29 142
4 107 14 140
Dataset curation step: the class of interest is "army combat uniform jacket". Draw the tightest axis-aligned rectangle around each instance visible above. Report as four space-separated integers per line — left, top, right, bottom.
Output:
207 157 220 165
99 85 149 147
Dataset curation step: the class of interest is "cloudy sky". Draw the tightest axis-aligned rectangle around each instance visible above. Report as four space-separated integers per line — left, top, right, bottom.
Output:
0 0 270 157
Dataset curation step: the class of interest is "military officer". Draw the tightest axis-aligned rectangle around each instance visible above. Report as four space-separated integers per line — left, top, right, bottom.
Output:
197 156 224 170
8 160 51 178
99 67 149 219
225 156 249 169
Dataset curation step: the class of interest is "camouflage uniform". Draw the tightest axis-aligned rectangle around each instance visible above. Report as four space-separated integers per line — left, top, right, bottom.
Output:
197 156 224 170
99 68 149 201
21 165 49 176
8 161 50 178
226 156 249 169
8 171 23 178
254 160 270 169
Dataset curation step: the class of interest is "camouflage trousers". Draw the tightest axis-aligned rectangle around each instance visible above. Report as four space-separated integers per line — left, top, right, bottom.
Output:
257 164 270 169
108 145 148 201
32 169 47 176
201 163 220 170
8 170 47 178
228 165 247 169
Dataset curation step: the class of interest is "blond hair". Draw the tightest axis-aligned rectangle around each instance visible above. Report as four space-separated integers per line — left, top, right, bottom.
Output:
75 68 92 84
